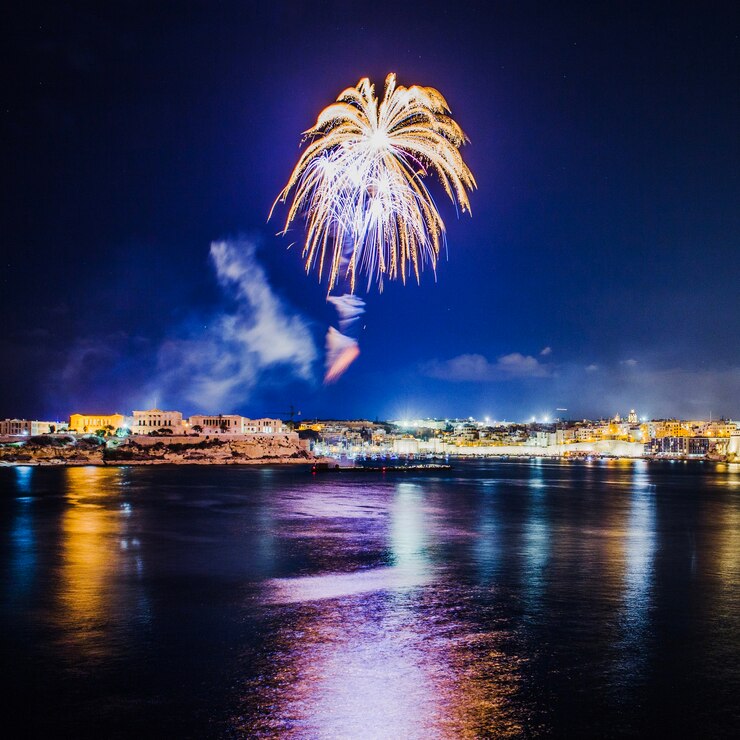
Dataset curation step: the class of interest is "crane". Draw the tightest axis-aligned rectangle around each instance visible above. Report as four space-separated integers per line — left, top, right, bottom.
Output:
265 404 302 427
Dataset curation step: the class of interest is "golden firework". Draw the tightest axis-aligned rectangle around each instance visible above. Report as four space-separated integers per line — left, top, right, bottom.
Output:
271 74 476 292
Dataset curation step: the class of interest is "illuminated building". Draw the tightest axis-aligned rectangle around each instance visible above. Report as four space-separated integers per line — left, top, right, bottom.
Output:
531 431 557 447
728 433 740 460
702 420 737 437
393 437 419 455
555 428 577 444
189 415 287 434
576 425 602 442
132 409 185 435
189 414 249 433
646 436 710 456
69 413 124 434
246 418 288 434
299 421 325 432
0 418 59 436
392 418 449 431
652 420 691 438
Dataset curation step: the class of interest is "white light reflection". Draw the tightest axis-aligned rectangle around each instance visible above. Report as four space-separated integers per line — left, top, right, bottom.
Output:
15 466 33 495
390 482 429 572
266 565 431 604
256 481 449 737
522 465 549 615
474 479 500 581
244 476 531 737
620 461 656 672
267 482 432 605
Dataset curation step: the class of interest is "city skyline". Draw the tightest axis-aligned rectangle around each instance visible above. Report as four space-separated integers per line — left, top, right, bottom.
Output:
1 406 737 430
2 1 738 421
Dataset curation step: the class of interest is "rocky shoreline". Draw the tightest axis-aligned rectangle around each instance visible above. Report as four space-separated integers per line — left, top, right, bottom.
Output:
0 434 322 467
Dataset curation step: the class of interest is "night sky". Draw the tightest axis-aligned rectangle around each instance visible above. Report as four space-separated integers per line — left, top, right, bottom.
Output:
2 1 738 422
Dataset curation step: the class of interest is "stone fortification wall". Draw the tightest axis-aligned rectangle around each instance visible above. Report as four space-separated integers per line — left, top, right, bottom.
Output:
442 440 645 458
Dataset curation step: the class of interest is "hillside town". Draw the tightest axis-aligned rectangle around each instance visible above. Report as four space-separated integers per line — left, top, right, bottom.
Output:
0 410 307 466
298 411 740 461
0 410 288 438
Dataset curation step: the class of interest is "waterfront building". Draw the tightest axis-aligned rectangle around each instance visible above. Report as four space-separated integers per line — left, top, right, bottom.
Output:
189 414 249 433
0 419 60 436
645 436 711 457
530 431 557 447
132 409 185 435
555 428 577 444
393 437 420 455
576 425 601 442
728 433 740 460
69 413 124 434
245 418 288 434
189 415 287 434
418 437 446 454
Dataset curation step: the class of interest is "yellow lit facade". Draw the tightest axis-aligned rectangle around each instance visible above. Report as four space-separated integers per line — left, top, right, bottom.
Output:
69 413 124 434
652 420 691 438
299 421 325 432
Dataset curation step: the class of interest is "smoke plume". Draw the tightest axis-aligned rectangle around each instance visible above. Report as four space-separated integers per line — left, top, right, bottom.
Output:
152 239 316 409
324 294 365 383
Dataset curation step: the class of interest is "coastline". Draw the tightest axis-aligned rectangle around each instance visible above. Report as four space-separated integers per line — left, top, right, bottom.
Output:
0 433 329 468
1 434 735 467
0 458 323 467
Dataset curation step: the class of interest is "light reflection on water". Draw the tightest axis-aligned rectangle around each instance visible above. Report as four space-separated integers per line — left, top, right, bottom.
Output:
612 461 657 693
250 477 524 738
623 462 656 634
0 461 738 736
9 469 35 601
53 467 151 661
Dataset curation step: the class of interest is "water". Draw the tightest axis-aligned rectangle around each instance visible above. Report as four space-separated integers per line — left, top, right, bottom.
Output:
1 460 738 738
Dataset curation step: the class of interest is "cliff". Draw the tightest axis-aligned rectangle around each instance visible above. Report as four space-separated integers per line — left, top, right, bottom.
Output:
0 434 316 466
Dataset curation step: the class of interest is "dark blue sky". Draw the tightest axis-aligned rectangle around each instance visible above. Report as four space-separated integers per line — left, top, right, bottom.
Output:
2 1 738 421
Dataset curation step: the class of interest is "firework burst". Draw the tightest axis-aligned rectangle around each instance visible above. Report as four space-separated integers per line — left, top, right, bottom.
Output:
271 73 476 293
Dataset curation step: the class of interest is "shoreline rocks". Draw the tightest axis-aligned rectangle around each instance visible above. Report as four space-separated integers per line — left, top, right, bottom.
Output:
0 434 325 467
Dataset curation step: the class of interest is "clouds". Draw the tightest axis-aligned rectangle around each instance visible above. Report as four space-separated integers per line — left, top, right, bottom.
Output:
557 362 740 419
419 349 740 419
47 238 318 415
423 352 552 382
150 239 316 410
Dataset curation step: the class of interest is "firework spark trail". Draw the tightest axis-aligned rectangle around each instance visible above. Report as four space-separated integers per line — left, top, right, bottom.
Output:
271 73 475 379
272 73 475 293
